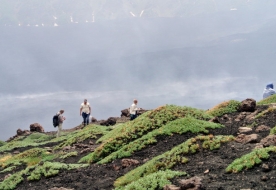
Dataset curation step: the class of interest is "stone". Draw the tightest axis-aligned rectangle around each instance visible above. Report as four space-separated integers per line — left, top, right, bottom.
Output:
204 169 209 174
100 117 117 126
163 184 180 190
261 175 269 181
121 159 140 167
179 176 204 190
80 148 95 154
255 125 271 133
91 117 97 122
238 98 256 112
121 109 130 117
260 135 276 147
209 117 220 123
261 164 271 172
13 151 20 154
30 123 44 133
16 128 24 136
62 146 71 151
235 134 260 144
238 127 252 134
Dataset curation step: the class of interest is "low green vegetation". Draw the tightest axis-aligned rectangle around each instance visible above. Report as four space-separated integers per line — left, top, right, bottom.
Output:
98 116 223 164
0 133 64 153
0 162 88 190
257 94 276 105
226 146 276 173
270 126 276 135
59 151 78 159
115 135 234 188
79 105 212 163
115 170 186 190
206 100 241 117
0 140 6 146
0 148 55 170
54 124 109 150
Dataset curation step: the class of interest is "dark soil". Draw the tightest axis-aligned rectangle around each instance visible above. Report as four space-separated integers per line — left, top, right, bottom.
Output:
11 105 276 189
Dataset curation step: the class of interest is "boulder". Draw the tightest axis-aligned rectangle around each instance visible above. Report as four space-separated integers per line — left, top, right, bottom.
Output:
235 134 260 144
255 125 271 133
91 117 97 123
238 98 256 112
209 117 220 123
179 176 204 190
121 109 130 117
121 159 140 167
100 117 117 126
238 127 252 134
260 135 276 147
30 123 44 133
16 129 30 136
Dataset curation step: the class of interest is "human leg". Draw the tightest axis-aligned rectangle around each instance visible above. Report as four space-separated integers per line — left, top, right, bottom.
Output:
57 123 62 137
86 114 90 125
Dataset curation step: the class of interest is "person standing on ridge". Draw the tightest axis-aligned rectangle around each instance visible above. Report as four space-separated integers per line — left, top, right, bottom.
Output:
80 99 91 126
56 110 66 137
129 99 140 121
263 83 276 99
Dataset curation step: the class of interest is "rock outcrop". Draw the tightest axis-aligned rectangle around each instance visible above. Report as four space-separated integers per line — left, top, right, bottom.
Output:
30 123 44 133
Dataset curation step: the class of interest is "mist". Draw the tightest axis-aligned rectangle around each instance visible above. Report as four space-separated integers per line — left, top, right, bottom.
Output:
1 2 276 140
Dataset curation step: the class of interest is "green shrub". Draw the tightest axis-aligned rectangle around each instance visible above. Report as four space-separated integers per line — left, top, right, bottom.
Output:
257 94 276 105
59 151 78 159
207 100 241 117
226 146 276 173
54 125 109 150
80 105 212 163
115 170 186 190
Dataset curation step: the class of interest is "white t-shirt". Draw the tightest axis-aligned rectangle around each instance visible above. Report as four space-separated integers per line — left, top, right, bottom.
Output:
81 102 90 114
129 103 138 115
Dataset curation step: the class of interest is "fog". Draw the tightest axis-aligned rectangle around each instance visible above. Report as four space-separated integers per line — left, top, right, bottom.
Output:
1 3 276 140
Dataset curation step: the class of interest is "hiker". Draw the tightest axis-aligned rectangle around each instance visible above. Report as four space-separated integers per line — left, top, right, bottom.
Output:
263 83 276 99
80 99 91 126
56 110 66 137
129 99 140 120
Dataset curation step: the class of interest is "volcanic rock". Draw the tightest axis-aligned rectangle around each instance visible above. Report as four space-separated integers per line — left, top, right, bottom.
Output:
238 98 256 112
30 123 44 133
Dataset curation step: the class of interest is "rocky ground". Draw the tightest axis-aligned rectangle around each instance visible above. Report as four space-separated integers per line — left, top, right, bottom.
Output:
1 102 276 190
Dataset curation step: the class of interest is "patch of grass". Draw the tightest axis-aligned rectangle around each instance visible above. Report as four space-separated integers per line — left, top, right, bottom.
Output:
0 166 16 173
114 135 234 187
79 105 212 163
26 161 89 181
0 148 55 169
206 100 241 117
54 125 109 150
257 94 276 105
115 170 186 190
59 151 78 159
0 162 89 189
0 140 6 147
98 116 223 164
270 126 276 135
0 133 65 153
226 146 276 173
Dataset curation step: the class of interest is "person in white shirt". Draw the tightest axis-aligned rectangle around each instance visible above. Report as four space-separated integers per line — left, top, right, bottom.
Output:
263 83 276 99
57 110 66 137
129 99 140 120
80 99 91 126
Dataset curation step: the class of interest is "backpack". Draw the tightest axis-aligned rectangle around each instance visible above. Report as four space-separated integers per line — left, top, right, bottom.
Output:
53 114 60 127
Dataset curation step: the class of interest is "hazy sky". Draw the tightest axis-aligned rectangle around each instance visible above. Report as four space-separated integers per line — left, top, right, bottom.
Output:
1 2 276 140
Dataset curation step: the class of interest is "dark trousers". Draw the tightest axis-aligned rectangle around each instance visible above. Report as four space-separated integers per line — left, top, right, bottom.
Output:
82 112 90 125
130 114 137 121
